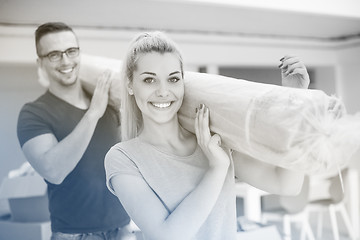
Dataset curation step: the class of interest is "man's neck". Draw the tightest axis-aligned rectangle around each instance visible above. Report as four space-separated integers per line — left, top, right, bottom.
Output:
49 81 90 109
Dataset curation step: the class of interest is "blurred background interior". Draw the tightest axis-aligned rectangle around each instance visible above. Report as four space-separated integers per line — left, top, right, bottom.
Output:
1 0 360 239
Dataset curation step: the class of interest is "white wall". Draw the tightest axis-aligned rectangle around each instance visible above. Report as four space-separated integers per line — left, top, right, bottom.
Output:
0 63 45 179
336 45 360 114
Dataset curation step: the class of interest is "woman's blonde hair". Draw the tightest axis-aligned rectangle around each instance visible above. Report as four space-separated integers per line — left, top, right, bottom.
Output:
120 31 184 141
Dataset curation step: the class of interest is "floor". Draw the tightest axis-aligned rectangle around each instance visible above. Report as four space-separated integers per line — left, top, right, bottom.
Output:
269 220 353 240
236 197 355 240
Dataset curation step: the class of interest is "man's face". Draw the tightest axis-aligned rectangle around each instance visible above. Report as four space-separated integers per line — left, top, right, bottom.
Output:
37 31 80 88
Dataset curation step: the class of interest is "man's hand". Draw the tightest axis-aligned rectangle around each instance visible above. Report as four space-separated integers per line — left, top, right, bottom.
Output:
88 70 112 119
279 55 310 89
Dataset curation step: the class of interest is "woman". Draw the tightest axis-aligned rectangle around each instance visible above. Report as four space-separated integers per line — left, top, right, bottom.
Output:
105 31 306 240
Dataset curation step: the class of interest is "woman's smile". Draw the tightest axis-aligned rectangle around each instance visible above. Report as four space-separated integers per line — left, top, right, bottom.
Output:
150 102 172 109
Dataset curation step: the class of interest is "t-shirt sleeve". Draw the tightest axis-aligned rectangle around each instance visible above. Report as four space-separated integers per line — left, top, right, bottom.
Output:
104 144 142 195
17 105 53 147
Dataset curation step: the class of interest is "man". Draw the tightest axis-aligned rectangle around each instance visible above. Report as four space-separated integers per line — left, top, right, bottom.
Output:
17 22 131 240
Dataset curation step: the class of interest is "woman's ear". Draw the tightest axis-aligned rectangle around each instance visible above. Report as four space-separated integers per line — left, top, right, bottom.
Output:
127 81 134 95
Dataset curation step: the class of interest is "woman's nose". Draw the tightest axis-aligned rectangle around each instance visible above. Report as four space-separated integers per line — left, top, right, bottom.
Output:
156 82 170 97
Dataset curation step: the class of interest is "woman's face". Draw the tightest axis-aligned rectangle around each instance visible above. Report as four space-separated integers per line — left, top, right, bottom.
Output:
130 52 184 125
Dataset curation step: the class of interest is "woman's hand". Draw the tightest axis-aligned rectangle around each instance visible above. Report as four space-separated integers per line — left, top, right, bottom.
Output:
328 97 345 119
194 104 230 169
279 55 310 89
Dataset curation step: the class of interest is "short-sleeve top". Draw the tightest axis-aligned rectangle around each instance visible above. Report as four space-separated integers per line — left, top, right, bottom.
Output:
17 90 130 233
105 137 237 240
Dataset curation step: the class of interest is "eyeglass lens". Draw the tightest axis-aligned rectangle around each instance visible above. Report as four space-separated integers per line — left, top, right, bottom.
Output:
47 48 79 61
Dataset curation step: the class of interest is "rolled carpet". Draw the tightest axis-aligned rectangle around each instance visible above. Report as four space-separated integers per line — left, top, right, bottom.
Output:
78 54 360 175
179 71 360 175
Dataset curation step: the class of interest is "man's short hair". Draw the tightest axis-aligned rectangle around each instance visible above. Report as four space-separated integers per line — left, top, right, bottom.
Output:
35 22 75 56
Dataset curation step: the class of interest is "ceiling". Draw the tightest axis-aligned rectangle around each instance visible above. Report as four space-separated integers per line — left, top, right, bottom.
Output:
1 0 360 42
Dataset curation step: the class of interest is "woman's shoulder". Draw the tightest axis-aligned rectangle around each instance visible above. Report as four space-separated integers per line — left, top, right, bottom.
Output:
104 139 143 179
105 138 143 167
109 138 142 154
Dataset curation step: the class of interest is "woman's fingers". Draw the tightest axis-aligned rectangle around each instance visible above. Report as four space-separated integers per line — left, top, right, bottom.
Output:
279 55 298 65
279 56 308 75
194 104 211 145
194 104 230 168
284 62 303 75
279 55 310 89
194 106 200 141
290 67 308 77
209 134 221 147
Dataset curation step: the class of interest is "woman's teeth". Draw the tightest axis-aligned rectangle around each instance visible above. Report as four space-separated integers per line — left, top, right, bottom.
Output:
152 102 171 108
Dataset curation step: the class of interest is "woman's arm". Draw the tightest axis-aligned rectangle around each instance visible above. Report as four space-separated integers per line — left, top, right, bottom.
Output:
112 164 228 240
233 151 304 196
233 55 307 195
111 104 230 240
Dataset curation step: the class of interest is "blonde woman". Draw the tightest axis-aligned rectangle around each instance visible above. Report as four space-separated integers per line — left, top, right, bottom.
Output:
105 31 307 240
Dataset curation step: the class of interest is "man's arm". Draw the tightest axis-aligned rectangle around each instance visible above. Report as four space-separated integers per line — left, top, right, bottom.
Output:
22 71 112 184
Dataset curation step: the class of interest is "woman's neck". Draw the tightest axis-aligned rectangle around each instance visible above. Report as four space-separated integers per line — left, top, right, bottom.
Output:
139 116 197 156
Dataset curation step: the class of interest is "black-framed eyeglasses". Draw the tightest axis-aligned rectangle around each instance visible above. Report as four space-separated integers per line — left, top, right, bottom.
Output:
39 47 80 62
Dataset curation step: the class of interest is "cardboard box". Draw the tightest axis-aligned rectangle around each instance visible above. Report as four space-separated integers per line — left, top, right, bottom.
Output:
237 225 281 240
0 219 51 240
0 174 50 222
0 198 10 217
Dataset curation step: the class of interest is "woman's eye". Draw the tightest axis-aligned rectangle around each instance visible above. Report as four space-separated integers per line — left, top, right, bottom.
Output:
143 78 155 83
169 77 180 83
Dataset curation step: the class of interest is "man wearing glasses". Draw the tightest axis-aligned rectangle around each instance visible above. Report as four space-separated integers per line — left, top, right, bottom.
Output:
16 22 131 240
